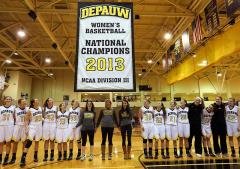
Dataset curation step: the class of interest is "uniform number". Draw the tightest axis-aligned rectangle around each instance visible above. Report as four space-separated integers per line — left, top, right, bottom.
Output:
2 114 10 121
70 115 77 122
20 116 25 122
180 114 187 121
86 57 125 71
47 114 55 121
143 113 152 121
60 118 66 125
227 114 236 122
156 117 163 124
35 115 42 122
169 115 177 124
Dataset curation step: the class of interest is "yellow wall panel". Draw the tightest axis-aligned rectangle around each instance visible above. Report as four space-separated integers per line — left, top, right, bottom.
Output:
167 21 240 84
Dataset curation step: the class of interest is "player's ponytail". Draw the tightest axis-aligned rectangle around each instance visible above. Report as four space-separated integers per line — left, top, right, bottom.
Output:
43 98 49 108
30 99 35 108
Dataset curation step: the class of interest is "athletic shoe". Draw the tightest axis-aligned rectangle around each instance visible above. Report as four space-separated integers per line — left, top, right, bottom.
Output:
215 153 221 157
108 154 112 160
222 153 228 158
50 156 54 161
154 154 158 159
81 154 86 161
231 153 236 157
76 154 81 160
43 157 48 162
34 158 38 162
20 160 26 167
3 156 9 165
144 153 148 159
178 154 183 158
174 154 179 158
68 154 73 160
89 154 94 161
102 154 105 160
209 153 216 157
165 154 170 159
187 153 193 158
196 154 202 158
9 158 16 164
161 154 166 159
205 153 210 157
148 154 153 159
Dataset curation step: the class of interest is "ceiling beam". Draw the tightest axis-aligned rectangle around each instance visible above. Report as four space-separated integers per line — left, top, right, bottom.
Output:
5 66 70 70
0 34 51 77
0 52 42 79
24 0 74 71
0 7 194 17
0 23 20 33
164 0 194 14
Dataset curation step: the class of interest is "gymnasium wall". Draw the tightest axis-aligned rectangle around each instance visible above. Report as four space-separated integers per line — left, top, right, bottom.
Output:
30 70 240 105
3 71 32 102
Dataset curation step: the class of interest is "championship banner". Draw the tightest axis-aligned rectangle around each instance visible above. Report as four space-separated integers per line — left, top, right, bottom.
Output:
174 39 181 61
181 30 190 53
204 0 220 33
75 2 135 92
225 0 240 17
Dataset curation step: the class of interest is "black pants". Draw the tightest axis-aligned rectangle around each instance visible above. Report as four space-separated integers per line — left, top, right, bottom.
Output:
101 127 114 146
120 124 132 146
81 130 94 146
188 124 202 154
212 128 227 154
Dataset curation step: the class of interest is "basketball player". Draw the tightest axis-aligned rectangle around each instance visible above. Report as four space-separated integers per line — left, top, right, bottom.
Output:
165 101 179 158
20 99 43 167
201 105 215 157
153 102 166 159
96 99 118 160
43 98 57 161
9 99 28 164
177 99 191 158
56 102 69 161
0 96 15 165
118 99 133 160
139 99 155 159
68 100 81 160
75 101 96 161
225 98 240 157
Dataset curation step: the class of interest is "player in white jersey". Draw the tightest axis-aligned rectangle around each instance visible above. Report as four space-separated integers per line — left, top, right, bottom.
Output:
177 99 190 158
9 99 28 164
165 101 179 158
153 102 166 159
56 102 69 161
225 98 240 157
201 105 215 157
0 96 14 165
20 99 43 167
68 100 81 160
139 99 154 159
43 98 57 161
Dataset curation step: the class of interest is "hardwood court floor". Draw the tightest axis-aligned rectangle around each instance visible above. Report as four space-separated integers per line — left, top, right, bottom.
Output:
1 128 240 169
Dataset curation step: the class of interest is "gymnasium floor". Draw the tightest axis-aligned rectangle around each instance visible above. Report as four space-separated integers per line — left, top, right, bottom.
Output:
1 129 240 169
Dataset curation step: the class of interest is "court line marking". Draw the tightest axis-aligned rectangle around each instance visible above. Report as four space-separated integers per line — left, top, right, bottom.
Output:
145 162 240 168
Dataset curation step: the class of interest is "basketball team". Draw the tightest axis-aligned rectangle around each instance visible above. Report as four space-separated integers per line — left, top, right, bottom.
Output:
0 96 239 167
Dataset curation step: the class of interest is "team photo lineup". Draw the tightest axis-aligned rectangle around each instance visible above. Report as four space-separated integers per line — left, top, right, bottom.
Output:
0 95 239 167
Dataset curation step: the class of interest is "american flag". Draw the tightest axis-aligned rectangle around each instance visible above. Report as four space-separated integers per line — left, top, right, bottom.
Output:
192 15 203 44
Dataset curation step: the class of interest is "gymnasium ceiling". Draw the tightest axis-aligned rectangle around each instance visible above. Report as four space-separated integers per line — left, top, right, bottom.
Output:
0 0 235 79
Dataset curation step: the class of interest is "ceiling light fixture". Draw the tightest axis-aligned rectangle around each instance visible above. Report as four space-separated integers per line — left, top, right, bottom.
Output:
5 59 12 64
147 60 153 64
17 29 26 38
164 32 172 40
45 58 51 63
